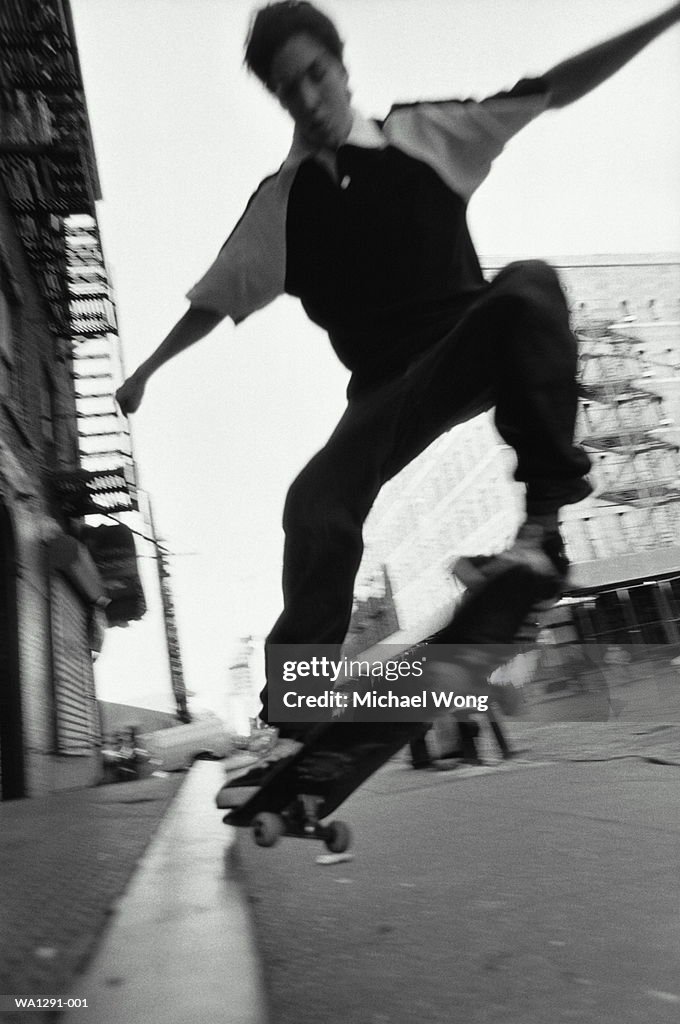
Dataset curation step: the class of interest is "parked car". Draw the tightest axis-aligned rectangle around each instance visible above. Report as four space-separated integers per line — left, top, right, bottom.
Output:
138 712 234 773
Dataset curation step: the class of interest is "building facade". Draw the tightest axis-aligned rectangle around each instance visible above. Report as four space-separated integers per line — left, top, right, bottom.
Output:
0 0 142 798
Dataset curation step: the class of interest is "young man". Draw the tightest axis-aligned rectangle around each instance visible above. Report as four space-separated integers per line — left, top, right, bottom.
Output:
117 1 680 776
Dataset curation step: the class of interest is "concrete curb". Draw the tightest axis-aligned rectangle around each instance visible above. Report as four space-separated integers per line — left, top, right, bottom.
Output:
62 761 268 1024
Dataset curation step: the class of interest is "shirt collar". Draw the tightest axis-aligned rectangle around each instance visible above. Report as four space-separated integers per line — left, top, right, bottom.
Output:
284 109 386 167
345 112 386 149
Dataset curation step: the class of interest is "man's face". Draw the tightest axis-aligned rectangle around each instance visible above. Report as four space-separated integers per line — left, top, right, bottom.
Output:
269 32 352 150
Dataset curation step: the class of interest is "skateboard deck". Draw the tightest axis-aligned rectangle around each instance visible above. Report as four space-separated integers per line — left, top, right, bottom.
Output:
225 720 423 851
222 563 558 851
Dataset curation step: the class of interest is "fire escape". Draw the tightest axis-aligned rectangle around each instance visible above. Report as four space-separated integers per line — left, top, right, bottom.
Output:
0 0 192 716
0 1 138 517
577 320 680 550
0 1 144 606
65 217 138 516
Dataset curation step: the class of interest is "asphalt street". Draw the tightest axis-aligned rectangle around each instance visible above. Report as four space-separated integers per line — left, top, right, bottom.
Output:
4 721 680 1024
234 754 680 1024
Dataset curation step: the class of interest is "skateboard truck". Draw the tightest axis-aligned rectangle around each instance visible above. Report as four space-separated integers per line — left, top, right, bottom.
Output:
250 795 352 853
299 793 324 834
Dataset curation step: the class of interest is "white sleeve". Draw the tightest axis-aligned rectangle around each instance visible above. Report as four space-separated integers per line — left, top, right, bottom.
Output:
383 80 549 202
186 167 294 325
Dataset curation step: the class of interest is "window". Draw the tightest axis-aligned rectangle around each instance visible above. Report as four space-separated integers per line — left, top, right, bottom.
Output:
588 591 630 644
628 584 669 645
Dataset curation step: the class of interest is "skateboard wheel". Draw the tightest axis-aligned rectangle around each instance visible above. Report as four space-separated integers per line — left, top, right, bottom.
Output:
252 812 284 848
324 820 351 854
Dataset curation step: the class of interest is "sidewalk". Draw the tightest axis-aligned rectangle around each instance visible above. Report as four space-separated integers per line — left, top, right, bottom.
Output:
61 761 266 1024
0 770 185 1011
505 719 680 766
0 762 266 1024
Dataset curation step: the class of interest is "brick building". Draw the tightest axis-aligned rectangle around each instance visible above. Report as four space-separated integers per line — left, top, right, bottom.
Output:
0 1 142 798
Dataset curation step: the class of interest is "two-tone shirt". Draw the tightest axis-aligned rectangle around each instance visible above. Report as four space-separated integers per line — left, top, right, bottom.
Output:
187 77 549 394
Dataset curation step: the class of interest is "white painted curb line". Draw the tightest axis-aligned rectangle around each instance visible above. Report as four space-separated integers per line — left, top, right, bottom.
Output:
63 761 268 1024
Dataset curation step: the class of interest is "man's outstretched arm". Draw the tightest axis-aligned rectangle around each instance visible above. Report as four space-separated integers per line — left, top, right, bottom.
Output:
543 1 680 109
116 305 221 415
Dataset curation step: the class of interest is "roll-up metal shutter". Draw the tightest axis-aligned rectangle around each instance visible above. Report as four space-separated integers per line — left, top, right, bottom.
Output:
0 499 24 799
51 574 100 754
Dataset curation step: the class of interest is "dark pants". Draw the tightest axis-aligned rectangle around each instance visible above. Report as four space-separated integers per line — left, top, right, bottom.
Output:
261 261 590 723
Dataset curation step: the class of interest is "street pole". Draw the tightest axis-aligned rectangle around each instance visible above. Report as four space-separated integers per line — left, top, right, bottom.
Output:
147 499 191 723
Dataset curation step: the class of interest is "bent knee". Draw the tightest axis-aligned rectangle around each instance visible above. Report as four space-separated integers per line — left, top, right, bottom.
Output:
282 469 350 536
495 259 567 312
503 259 560 288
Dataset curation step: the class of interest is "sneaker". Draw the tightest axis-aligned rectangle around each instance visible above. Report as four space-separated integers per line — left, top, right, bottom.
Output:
216 785 260 810
453 523 569 594
218 736 303 793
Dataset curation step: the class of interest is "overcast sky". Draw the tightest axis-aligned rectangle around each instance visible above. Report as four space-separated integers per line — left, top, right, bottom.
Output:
69 0 680 719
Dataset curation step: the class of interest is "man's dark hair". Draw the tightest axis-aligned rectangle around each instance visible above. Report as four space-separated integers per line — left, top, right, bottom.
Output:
245 1 344 88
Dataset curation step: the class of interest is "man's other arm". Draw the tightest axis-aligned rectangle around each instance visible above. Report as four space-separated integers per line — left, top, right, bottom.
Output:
116 306 221 415
116 169 292 417
543 1 680 109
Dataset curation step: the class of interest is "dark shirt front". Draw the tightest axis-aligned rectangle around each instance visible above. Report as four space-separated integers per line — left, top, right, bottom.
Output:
286 141 485 391
187 79 549 393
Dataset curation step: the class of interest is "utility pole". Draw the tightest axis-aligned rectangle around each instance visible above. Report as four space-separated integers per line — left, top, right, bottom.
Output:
147 500 191 723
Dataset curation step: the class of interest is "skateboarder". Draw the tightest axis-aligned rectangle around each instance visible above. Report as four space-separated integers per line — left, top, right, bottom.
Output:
116 1 680 784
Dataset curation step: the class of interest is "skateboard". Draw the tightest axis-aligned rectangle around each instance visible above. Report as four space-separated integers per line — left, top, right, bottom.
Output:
224 720 423 851
222 563 558 852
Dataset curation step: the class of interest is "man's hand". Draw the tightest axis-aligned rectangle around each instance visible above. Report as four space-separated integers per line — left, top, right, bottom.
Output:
113 307 222 417
116 372 147 416
544 0 680 109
